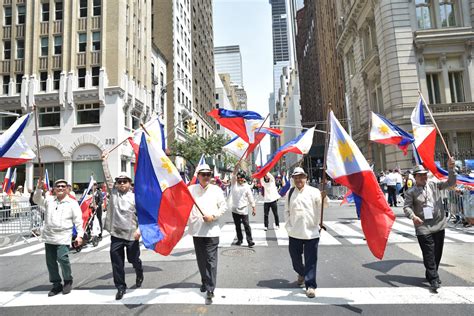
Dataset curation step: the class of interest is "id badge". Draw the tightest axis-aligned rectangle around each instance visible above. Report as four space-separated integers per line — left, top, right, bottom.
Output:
423 206 434 220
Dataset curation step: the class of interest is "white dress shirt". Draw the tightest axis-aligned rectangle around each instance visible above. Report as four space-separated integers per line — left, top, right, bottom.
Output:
260 173 281 203
229 177 255 215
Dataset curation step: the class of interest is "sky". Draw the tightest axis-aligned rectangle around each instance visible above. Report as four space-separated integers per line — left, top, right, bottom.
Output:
213 0 274 157
213 0 273 115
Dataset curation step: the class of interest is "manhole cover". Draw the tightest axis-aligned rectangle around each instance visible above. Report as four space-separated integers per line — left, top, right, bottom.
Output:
221 248 256 257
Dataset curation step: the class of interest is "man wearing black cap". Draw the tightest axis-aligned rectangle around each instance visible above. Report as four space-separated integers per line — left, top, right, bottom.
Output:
102 153 143 300
403 158 456 292
33 178 83 297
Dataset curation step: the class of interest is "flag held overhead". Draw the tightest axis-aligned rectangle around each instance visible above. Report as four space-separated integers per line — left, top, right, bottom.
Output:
208 108 264 143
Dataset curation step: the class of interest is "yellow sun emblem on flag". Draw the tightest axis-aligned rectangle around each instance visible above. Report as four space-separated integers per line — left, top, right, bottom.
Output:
251 123 260 132
160 182 169 191
338 139 354 162
378 124 390 135
161 156 173 174
236 140 246 150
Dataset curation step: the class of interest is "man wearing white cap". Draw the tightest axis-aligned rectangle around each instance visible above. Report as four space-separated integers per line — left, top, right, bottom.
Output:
285 167 328 298
33 178 83 297
188 163 227 304
403 158 456 292
102 153 143 300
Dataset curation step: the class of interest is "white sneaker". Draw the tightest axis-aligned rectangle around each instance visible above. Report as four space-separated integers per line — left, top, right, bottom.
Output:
306 288 315 298
264 227 268 231
275 226 280 230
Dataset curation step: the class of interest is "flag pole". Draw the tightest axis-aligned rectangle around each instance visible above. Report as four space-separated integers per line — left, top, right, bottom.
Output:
367 112 373 166
417 90 452 159
32 106 44 181
319 105 332 232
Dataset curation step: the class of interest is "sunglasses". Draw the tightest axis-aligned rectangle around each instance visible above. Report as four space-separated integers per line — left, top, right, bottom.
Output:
116 180 129 184
55 185 66 189
199 173 212 177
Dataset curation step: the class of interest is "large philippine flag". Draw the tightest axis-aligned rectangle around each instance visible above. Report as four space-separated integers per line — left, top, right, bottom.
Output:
223 136 249 158
0 114 36 171
208 109 264 143
128 116 166 163
246 127 282 158
327 111 394 259
252 127 314 179
369 112 414 155
188 154 206 186
135 134 195 256
411 98 474 185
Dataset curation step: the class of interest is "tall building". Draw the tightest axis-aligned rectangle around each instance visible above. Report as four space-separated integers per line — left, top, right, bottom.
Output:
296 0 346 179
214 45 243 87
153 0 193 166
191 0 215 139
0 0 155 190
336 0 474 171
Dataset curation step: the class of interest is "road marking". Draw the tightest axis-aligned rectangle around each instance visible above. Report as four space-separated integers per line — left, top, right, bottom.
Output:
351 221 414 243
324 221 366 244
0 242 44 257
0 286 472 307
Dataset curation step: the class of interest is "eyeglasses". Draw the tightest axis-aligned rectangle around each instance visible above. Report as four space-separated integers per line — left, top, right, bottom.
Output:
55 185 66 189
199 173 212 177
116 180 129 184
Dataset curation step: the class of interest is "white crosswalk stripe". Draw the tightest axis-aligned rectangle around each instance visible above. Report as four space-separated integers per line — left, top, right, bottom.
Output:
1 219 473 257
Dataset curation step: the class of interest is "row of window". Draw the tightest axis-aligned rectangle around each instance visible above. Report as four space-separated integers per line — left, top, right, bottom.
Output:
3 5 25 26
1 68 100 95
415 0 459 29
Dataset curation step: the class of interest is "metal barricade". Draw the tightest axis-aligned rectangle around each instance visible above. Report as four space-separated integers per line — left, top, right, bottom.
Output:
0 197 43 245
327 186 349 199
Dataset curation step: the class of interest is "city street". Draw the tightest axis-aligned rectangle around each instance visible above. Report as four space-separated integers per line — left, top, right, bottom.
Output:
1 198 473 315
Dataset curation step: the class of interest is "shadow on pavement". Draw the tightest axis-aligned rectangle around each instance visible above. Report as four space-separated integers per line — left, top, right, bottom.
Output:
256 278 294 289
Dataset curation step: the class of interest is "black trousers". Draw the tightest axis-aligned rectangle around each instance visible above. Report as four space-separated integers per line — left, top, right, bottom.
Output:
263 200 279 228
110 236 143 290
96 207 103 237
387 186 397 206
417 229 445 283
232 212 253 243
193 236 219 293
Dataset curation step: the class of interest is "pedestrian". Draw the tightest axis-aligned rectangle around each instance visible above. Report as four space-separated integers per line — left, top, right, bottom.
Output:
33 178 83 297
260 172 280 231
92 182 104 240
230 170 256 247
102 153 143 300
386 169 398 207
285 167 328 298
188 164 227 304
395 169 403 204
403 158 456 292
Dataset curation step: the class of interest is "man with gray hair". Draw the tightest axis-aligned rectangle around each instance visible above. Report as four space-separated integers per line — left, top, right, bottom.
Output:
285 167 328 298
403 158 456 292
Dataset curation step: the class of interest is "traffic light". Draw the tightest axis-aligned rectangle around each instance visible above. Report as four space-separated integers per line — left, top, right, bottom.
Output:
189 121 197 134
183 119 189 133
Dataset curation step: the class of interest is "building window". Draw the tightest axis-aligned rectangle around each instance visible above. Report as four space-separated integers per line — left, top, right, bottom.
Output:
40 72 47 91
78 33 87 52
77 103 100 125
53 71 60 90
92 31 100 51
16 74 22 93
39 106 61 127
41 37 48 56
426 73 441 104
91 67 99 86
16 40 24 59
0 109 22 130
439 0 456 27
79 0 88 17
42 3 50 21
55 1 63 20
416 0 432 29
93 0 101 16
4 7 12 26
2 75 10 94
17 5 26 24
448 71 464 103
121 160 127 172
78 68 86 87
54 36 62 55
131 110 140 130
3 41 11 60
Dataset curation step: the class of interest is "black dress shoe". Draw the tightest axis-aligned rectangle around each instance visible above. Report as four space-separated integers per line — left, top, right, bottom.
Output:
206 291 214 299
116 289 126 300
430 280 440 292
200 284 206 293
48 285 63 297
62 280 73 295
136 270 144 288
248 241 255 248
235 240 242 246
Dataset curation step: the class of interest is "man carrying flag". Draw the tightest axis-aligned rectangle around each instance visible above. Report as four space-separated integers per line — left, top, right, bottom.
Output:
101 153 143 300
326 111 395 259
188 163 227 304
260 173 281 231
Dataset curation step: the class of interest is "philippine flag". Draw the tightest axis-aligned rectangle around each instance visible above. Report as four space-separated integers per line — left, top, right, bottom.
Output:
252 127 315 179
188 154 206 186
326 111 394 259
6 168 17 195
128 116 166 166
44 169 51 191
208 109 264 143
246 127 283 159
223 136 249 158
0 114 36 171
369 112 414 155
135 134 195 256
278 172 291 197
411 98 474 185
2 168 11 192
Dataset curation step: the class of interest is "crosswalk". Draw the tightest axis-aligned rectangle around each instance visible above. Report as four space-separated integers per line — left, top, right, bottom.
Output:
1 218 473 258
